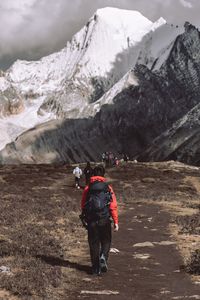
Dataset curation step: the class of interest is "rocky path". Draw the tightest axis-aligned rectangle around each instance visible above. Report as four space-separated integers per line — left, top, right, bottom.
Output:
70 202 200 300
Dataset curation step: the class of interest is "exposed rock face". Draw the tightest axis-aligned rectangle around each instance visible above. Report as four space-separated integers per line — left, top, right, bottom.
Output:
1 23 200 164
137 24 200 166
0 86 24 117
138 102 200 166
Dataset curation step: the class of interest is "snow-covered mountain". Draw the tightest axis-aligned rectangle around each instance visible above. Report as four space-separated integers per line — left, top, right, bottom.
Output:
0 21 200 165
0 7 184 151
2 8 199 165
6 8 159 96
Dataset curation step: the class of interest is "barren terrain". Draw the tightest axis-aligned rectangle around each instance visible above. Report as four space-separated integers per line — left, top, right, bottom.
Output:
0 161 199 299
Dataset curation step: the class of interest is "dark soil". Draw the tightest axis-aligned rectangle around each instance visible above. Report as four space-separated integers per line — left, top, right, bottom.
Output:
186 250 200 275
0 162 199 299
176 214 200 235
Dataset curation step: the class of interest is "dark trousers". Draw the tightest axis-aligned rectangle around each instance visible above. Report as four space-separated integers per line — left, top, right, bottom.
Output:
75 177 80 186
85 175 90 185
87 220 111 270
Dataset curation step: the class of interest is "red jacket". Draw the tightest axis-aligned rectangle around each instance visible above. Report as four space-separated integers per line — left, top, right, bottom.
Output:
81 176 118 225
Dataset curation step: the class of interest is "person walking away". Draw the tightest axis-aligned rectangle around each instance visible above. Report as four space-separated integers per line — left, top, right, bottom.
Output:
84 162 93 185
123 153 129 163
105 152 109 168
101 152 106 163
109 152 114 166
73 165 82 189
114 156 119 166
81 165 119 275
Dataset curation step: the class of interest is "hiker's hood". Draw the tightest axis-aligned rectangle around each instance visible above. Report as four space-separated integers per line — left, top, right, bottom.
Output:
90 176 106 183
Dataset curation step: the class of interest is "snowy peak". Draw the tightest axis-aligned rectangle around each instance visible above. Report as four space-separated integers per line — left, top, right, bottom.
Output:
2 7 169 114
151 17 166 31
95 7 152 29
6 7 158 95
76 7 155 77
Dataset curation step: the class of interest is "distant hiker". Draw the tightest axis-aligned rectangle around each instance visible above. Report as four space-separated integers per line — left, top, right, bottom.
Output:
108 152 114 166
123 153 129 163
105 152 109 168
80 165 119 276
84 162 93 185
101 152 106 163
73 165 82 189
114 156 119 166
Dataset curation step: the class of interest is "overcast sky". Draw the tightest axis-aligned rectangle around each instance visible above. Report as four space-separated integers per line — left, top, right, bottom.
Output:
0 0 199 69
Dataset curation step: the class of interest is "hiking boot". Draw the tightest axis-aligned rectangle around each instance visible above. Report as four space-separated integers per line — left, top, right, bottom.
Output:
92 267 101 276
100 254 108 273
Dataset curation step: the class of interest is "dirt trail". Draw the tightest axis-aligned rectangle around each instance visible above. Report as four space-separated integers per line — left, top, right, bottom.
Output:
67 163 200 300
0 162 199 299
69 201 200 300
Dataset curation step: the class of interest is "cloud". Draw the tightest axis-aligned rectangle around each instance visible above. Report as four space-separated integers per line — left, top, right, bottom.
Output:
179 0 193 8
0 0 199 69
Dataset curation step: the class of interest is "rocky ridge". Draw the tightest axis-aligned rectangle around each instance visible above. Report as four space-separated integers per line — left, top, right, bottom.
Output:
138 101 200 165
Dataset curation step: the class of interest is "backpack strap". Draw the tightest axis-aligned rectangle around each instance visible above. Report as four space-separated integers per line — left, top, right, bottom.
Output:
89 181 108 193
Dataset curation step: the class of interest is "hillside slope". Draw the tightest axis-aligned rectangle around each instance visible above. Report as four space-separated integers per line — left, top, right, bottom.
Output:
0 162 199 298
138 102 200 166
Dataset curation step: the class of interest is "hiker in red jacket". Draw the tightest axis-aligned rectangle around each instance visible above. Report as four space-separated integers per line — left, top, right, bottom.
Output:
80 165 119 275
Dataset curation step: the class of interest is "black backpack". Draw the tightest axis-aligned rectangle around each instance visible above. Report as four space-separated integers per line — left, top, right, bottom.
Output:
83 181 112 222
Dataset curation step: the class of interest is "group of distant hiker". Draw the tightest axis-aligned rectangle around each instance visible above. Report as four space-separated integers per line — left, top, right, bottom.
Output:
72 153 129 189
101 152 129 167
72 163 119 276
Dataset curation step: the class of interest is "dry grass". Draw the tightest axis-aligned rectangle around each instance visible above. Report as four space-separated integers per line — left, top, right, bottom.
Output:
0 164 87 299
0 162 199 298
